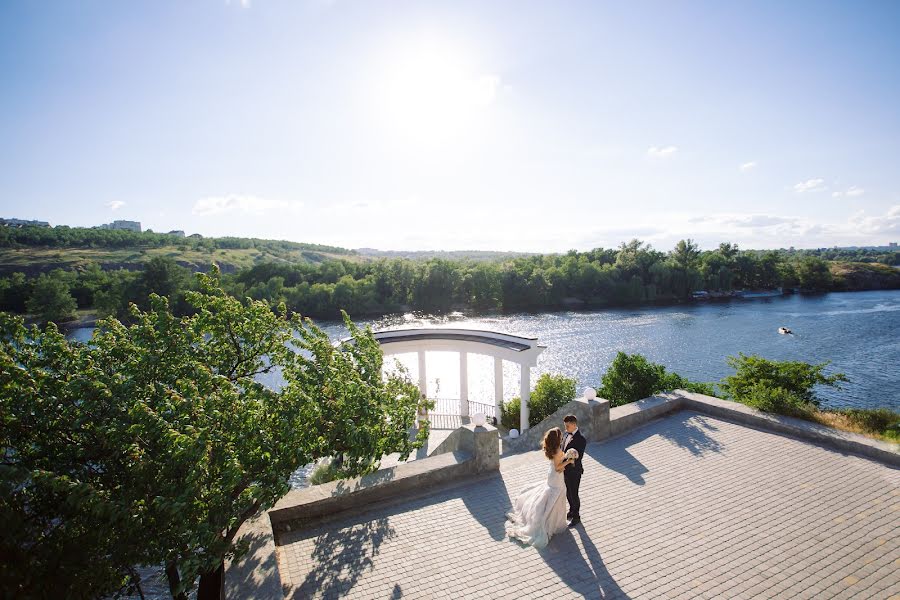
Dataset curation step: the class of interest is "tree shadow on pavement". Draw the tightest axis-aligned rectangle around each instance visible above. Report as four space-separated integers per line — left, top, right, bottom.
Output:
587 443 649 485
461 472 513 541
656 412 724 456
539 528 630 599
290 517 395 599
587 411 726 484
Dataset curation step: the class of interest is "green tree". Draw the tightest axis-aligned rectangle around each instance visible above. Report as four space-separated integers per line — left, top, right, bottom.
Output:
500 373 577 430
720 353 847 413
0 272 32 313
25 273 77 325
671 239 701 271
598 352 712 407
0 269 427 600
795 256 833 290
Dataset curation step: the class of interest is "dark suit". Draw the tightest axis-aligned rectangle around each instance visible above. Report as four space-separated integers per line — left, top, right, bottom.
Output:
562 428 587 520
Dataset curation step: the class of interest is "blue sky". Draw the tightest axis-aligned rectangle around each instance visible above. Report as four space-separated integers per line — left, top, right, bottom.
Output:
2 0 899 252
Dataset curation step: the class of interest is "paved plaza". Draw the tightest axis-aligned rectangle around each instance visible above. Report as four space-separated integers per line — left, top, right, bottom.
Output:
276 411 900 599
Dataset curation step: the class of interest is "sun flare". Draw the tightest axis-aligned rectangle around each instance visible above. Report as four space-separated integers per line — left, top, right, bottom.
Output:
373 37 499 143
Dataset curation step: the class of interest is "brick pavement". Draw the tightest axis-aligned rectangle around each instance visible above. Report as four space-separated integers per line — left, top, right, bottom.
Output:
276 411 900 599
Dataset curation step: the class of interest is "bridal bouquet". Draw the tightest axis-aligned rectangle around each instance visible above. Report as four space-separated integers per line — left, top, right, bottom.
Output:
565 448 579 461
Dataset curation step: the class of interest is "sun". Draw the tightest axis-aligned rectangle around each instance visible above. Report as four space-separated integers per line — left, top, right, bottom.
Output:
372 37 499 144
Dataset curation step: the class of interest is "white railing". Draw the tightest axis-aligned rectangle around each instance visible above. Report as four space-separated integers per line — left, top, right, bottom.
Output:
421 398 498 430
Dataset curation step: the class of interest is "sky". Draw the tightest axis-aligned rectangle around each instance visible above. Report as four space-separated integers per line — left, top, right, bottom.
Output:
1 0 899 253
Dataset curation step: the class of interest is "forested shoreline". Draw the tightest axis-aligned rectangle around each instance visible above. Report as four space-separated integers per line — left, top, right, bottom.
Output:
3 232 899 325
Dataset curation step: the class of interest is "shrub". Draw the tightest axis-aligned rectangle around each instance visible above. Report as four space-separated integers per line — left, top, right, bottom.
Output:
309 460 341 485
598 352 712 407
500 373 577 430
836 408 900 441
738 382 816 418
720 353 847 407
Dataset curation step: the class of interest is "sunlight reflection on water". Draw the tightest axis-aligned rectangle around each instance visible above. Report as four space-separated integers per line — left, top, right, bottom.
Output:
68 290 900 411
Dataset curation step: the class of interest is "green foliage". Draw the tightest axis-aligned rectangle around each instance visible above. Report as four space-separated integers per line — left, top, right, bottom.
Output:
500 373 577 430
25 273 77 324
720 353 847 408
499 396 523 430
0 268 427 599
598 352 712 407
835 408 900 441
795 256 833 290
0 223 353 255
4 237 898 321
308 460 341 486
733 382 817 417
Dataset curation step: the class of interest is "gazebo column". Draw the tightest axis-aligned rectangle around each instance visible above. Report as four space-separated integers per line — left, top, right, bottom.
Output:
417 350 427 399
520 363 531 431
459 351 469 418
494 357 503 419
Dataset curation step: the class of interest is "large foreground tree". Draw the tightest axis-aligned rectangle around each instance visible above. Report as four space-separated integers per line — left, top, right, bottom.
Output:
1 269 428 599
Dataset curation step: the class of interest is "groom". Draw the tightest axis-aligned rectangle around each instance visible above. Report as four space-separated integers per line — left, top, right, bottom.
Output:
562 414 587 528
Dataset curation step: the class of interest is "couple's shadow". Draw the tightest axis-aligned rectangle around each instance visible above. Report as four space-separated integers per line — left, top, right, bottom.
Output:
538 526 629 599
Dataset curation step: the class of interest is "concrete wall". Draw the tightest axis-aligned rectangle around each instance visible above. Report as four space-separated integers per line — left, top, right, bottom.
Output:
269 423 501 529
501 397 610 454
608 394 682 437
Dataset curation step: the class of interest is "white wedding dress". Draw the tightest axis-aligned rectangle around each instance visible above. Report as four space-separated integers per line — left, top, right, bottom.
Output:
505 458 567 548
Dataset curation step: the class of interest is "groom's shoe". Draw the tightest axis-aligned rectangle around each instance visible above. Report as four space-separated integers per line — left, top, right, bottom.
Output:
567 517 581 528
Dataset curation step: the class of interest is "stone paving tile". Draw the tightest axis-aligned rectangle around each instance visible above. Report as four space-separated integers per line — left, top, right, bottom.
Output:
276 411 900 599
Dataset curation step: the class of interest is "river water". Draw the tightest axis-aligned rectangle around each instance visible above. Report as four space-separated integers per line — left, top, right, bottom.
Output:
68 289 900 411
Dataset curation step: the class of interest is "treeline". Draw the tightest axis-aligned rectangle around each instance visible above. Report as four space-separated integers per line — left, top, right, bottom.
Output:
5 240 899 324
787 247 900 266
220 240 896 317
0 223 354 255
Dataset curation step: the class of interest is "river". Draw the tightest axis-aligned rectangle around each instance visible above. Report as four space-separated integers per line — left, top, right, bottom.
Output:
67 289 900 411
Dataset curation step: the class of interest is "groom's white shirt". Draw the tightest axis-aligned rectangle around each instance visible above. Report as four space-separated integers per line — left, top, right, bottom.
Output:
562 427 579 450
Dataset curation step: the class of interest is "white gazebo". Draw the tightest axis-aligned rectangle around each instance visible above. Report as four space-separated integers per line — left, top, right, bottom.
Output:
370 328 545 432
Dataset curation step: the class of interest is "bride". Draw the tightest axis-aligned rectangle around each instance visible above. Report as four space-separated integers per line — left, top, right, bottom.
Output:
505 427 574 548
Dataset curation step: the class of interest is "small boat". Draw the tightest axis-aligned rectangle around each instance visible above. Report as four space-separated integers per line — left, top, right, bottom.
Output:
778 327 793 335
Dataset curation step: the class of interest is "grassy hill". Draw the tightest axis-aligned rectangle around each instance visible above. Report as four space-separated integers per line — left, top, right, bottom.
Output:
0 245 361 275
830 261 900 290
0 225 359 275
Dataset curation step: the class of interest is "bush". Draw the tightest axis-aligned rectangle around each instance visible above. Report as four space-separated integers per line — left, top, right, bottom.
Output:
720 353 847 407
836 408 900 441
500 373 577 430
309 460 341 485
597 352 712 407
738 382 816 418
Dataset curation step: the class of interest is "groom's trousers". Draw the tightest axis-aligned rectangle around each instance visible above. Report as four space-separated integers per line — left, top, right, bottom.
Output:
564 470 582 518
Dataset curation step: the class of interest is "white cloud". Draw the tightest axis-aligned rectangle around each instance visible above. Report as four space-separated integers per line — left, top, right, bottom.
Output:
833 185 865 198
793 178 827 193
192 195 303 216
106 200 126 211
739 161 757 172
848 205 900 235
647 145 678 158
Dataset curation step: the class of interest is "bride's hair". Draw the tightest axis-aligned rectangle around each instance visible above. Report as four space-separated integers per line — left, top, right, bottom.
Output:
542 427 562 460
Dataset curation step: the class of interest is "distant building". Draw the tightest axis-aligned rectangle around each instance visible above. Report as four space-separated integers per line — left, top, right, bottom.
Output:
1 217 50 228
167 230 186 238
187 233 203 239
890 242 898 248
99 220 141 232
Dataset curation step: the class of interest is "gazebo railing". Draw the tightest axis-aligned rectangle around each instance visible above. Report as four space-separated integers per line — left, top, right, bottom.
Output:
420 398 498 430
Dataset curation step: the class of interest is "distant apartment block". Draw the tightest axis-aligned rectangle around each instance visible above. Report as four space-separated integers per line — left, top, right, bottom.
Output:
98 220 142 232
167 230 186 237
1 217 50 228
890 242 898 248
